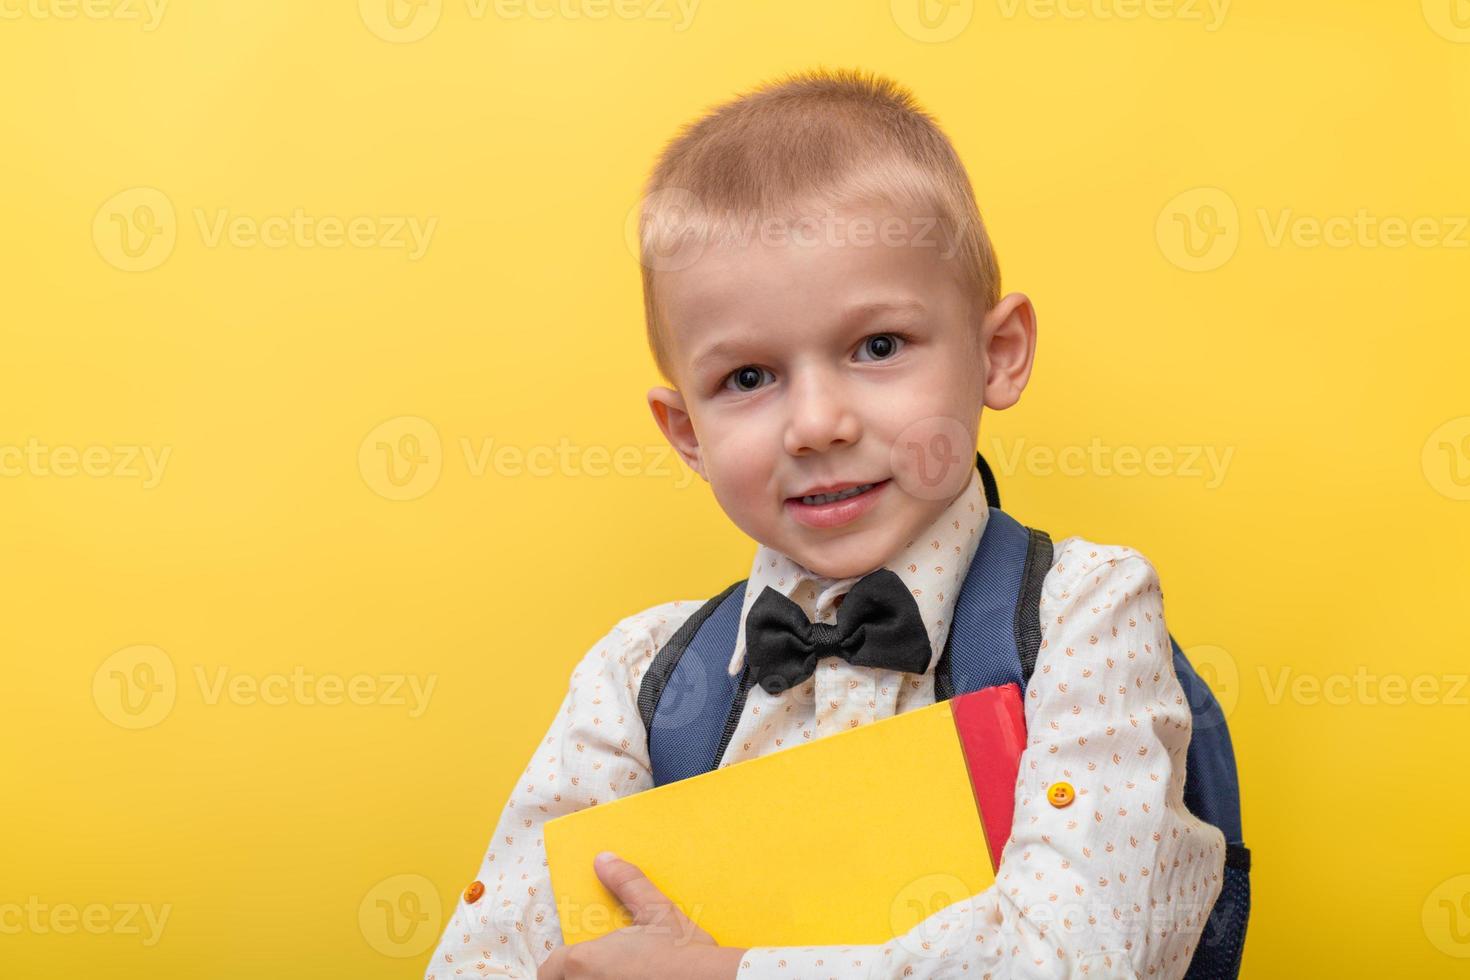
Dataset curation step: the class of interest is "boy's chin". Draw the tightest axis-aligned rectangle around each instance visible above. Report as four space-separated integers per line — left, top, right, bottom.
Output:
781 527 905 582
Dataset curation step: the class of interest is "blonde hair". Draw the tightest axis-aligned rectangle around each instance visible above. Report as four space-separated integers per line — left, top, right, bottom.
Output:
637 67 1002 385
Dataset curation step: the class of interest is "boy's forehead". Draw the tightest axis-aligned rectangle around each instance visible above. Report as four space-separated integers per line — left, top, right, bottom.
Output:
658 214 960 343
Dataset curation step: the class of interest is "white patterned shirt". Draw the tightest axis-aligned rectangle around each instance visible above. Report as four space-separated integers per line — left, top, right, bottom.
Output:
425 466 1225 979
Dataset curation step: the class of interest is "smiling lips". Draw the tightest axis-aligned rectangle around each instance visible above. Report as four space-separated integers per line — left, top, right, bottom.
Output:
785 478 890 528
796 482 878 505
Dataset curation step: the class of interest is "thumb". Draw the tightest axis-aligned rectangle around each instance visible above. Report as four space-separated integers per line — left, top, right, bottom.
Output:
593 852 681 926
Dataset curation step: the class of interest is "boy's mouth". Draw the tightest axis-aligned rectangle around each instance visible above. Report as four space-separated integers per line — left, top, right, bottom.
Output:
785 479 890 528
794 482 879 505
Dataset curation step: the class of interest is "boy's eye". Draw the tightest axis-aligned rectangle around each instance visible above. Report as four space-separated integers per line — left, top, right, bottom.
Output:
723 365 773 393
718 334 906 393
856 333 905 361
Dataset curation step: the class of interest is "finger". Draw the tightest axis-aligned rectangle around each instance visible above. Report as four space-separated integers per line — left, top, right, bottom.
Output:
593 852 678 926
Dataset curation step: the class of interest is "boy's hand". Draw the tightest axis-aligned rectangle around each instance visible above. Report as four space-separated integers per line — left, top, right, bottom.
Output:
536 852 747 980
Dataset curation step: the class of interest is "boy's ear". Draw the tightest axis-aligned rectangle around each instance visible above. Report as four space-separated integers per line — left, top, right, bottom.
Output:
647 386 707 482
979 292 1038 412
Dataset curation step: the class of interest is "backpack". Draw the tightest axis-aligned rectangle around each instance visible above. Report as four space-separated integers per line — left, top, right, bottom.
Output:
636 452 1250 979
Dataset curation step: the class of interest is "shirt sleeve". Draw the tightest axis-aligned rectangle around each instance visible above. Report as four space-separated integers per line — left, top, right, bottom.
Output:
423 599 697 980
736 540 1227 980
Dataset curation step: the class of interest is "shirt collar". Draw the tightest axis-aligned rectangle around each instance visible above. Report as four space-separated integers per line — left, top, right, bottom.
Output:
726 463 989 679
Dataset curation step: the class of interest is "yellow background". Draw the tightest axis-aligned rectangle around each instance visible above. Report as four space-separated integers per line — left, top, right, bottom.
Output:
2 1 1467 976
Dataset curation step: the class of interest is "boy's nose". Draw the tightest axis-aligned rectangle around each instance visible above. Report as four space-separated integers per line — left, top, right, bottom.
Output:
782 371 861 456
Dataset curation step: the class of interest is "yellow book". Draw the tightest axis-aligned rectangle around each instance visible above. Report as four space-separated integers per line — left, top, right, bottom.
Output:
544 685 1025 949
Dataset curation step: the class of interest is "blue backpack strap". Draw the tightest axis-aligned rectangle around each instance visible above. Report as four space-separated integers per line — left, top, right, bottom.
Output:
933 506 1052 700
1173 638 1252 979
638 580 750 786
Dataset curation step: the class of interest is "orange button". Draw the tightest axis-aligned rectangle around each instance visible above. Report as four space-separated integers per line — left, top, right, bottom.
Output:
1046 781 1075 808
464 880 485 903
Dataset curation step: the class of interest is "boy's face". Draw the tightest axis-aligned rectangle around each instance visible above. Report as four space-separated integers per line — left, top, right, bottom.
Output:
647 204 1036 580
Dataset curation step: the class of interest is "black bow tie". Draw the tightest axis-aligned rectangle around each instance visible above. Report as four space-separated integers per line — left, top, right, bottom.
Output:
743 568 932 695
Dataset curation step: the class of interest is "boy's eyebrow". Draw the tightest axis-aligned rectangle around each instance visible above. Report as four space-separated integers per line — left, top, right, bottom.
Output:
691 300 927 364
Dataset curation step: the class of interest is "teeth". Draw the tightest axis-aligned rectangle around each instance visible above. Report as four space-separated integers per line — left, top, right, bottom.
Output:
800 483 875 506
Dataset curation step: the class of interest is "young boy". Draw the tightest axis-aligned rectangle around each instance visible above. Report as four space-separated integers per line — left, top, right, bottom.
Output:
426 68 1225 980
